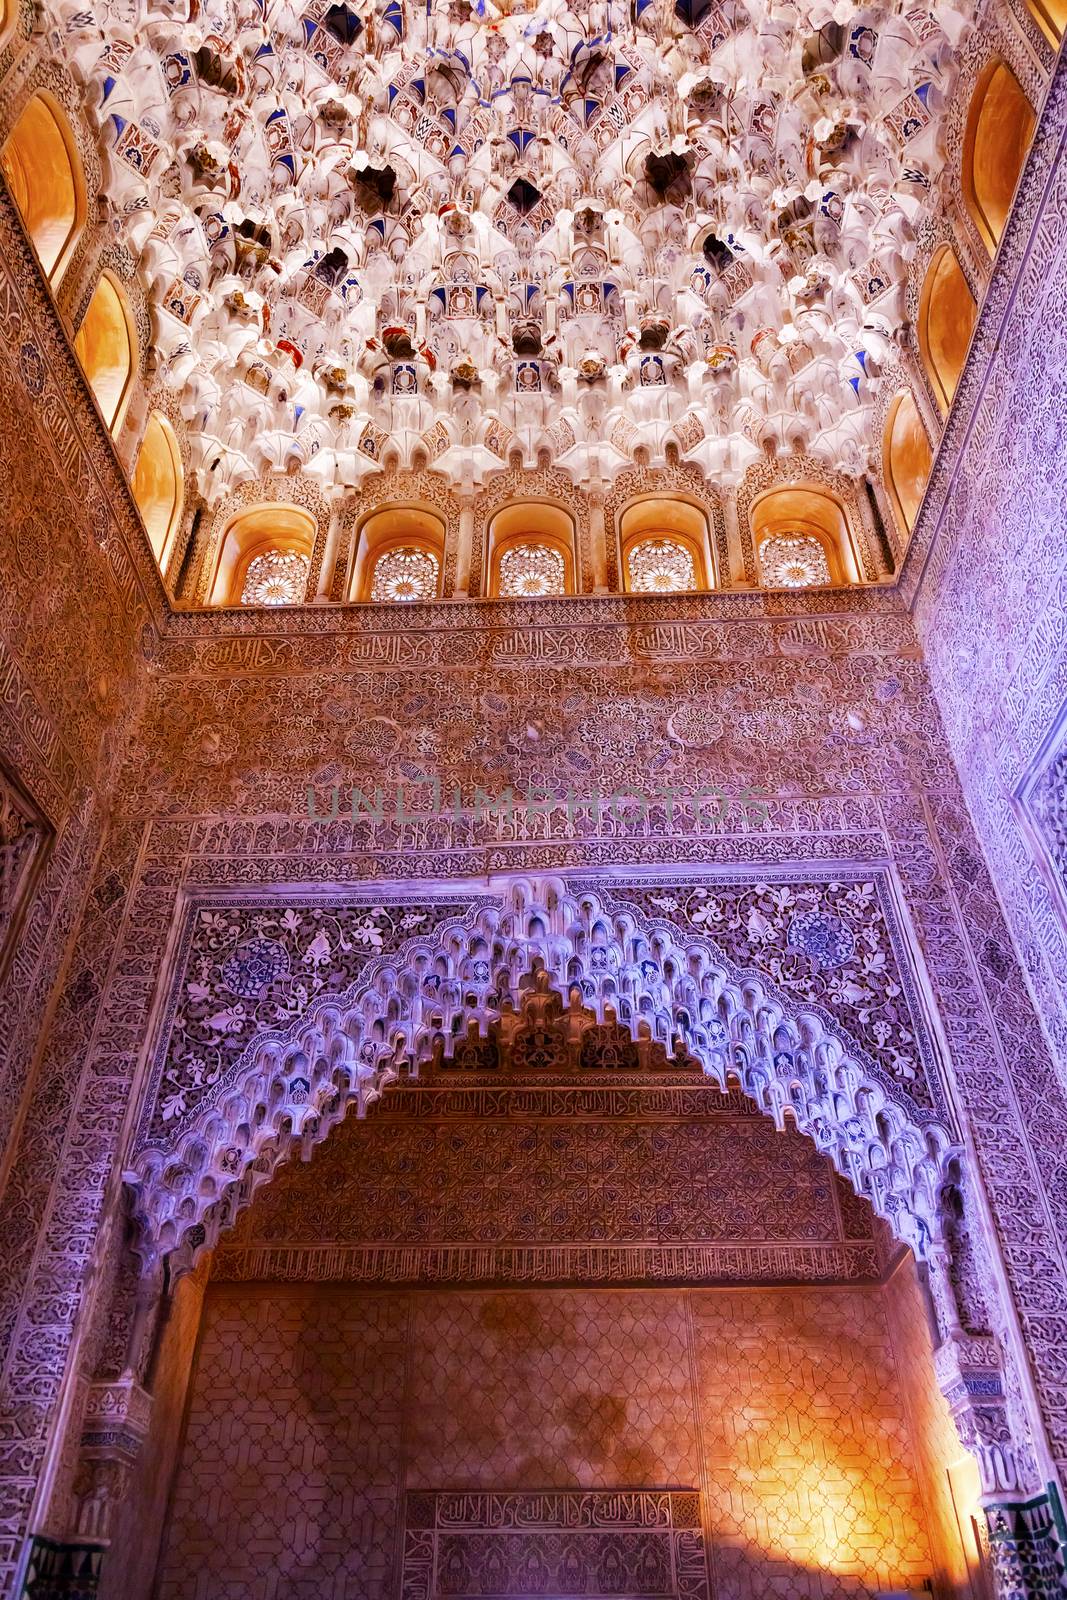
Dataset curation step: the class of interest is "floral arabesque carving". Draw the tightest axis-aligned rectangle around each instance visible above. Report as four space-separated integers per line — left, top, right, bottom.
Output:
140 896 480 1144
616 876 941 1111
497 540 567 597
627 537 697 594
240 549 310 607
126 876 960 1269
760 533 833 589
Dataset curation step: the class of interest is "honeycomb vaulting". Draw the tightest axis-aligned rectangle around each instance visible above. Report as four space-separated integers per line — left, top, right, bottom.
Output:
48 0 974 497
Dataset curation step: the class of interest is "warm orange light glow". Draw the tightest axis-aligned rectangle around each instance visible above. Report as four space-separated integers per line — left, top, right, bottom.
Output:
919 246 977 415
132 412 183 568
963 60 1036 256
352 505 445 601
0 92 86 284
884 391 933 536
619 496 712 592
74 272 137 433
488 502 576 597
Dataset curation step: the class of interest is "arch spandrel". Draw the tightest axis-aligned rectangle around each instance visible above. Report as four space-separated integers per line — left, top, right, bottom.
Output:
126 872 960 1271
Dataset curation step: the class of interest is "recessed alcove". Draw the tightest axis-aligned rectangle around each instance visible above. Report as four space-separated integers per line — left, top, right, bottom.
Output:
102 1012 986 1600
132 412 183 569
963 60 1036 256
619 496 715 593
488 502 577 598
884 392 934 537
0 91 85 285
750 485 860 589
919 247 978 415
73 271 137 434
351 505 446 602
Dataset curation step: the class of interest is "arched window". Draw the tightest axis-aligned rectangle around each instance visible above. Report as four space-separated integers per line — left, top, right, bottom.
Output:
619 497 713 593
1026 0 1066 43
352 507 444 602
963 60 1035 256
918 247 977 415
488 503 576 597
132 412 183 568
241 549 311 606
883 392 933 538
0 92 86 285
208 504 315 607
74 272 137 434
759 533 831 588
751 485 859 589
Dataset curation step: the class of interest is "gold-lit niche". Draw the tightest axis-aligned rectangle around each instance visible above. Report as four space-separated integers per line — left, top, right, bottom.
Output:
351 507 445 602
619 497 714 593
73 271 138 435
0 91 86 285
132 412 183 570
488 502 576 598
883 392 933 538
918 246 977 415
750 486 860 589
1026 0 1067 45
962 60 1036 257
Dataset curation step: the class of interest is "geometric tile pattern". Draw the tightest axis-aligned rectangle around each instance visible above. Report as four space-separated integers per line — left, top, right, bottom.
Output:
404 1291 699 1492
691 1287 936 1600
157 1289 409 1600
157 1281 953 1600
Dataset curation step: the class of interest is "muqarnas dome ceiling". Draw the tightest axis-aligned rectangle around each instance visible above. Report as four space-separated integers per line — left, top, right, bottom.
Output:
49 0 972 501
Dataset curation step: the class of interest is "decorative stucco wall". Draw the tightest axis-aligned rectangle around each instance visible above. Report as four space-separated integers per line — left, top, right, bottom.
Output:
212 1072 886 1289
0 182 157 1591
909 47 1067 1085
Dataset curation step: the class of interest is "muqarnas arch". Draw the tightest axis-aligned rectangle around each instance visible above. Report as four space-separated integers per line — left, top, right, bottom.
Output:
82 870 1056 1598
25 870 1055 1600
128 872 958 1265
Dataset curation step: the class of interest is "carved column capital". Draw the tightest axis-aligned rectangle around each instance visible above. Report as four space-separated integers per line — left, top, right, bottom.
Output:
934 1332 1065 1600
936 1332 1028 1498
71 1378 153 1543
